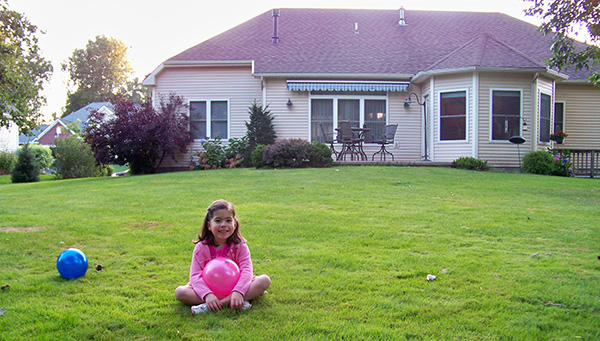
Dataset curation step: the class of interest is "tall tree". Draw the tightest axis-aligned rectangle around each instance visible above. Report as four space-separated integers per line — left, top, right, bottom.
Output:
0 0 53 133
62 35 132 115
525 0 600 85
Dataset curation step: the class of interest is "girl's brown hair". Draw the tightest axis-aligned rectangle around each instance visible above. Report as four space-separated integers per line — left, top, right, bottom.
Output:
195 199 245 245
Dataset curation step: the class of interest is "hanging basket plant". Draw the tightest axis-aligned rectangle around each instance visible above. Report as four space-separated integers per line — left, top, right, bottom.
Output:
549 131 568 144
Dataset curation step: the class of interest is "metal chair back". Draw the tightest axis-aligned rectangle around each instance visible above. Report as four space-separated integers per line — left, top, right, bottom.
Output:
338 121 355 143
384 124 398 143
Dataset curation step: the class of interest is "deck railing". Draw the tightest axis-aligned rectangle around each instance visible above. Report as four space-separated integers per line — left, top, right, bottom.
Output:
568 150 600 178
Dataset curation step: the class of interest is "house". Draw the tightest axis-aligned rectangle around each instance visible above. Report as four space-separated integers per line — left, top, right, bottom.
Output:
143 8 600 170
19 102 113 147
0 119 19 152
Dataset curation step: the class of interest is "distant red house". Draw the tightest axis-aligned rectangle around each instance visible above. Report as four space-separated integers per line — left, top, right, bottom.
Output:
19 102 113 146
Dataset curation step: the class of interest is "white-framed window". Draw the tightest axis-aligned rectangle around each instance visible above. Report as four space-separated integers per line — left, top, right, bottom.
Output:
310 94 387 143
554 101 565 133
491 89 522 141
189 100 229 140
439 90 467 141
539 92 552 143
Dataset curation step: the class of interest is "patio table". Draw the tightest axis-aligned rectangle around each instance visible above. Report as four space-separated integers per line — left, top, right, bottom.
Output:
335 127 370 161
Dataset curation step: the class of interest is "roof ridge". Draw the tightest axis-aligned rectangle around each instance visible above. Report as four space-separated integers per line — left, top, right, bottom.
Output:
482 33 547 68
425 32 547 72
425 34 486 71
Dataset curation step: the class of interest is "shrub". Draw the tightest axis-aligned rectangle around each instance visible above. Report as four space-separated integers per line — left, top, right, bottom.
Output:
309 141 333 168
84 95 192 175
251 144 266 169
549 149 574 177
451 157 489 171
191 137 248 170
27 144 53 171
226 136 251 168
192 139 225 170
522 150 555 175
263 139 311 168
52 136 102 179
245 101 276 151
11 144 39 183
0 150 16 175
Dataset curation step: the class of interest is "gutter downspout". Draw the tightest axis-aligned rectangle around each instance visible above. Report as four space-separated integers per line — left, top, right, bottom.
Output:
261 77 266 107
532 73 539 152
473 71 479 158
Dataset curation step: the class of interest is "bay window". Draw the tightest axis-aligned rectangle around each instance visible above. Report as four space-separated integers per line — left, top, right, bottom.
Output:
554 102 565 132
491 90 521 141
539 93 551 142
439 91 467 141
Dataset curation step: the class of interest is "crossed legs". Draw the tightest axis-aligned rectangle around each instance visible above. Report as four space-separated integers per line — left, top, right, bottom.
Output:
175 274 271 307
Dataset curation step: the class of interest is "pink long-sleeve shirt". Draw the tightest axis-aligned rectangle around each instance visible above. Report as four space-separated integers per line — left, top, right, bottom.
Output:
188 241 253 301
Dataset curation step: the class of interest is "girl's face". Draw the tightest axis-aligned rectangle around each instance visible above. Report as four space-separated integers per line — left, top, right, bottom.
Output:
208 208 235 246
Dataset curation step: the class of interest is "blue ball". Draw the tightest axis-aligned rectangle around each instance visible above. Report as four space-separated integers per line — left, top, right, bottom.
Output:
56 248 88 279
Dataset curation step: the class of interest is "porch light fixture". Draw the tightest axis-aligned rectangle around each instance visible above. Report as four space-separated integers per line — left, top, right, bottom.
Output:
404 93 430 161
287 98 293 108
522 118 528 132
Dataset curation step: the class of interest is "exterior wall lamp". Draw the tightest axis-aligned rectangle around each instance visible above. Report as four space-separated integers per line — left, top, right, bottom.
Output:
522 118 528 132
287 98 293 109
404 93 430 161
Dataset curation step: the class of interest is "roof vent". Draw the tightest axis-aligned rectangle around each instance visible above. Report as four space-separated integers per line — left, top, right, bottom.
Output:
272 9 280 44
399 7 407 26
355 22 359 34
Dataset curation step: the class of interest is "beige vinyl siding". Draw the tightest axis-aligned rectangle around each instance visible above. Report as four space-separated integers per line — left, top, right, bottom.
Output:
388 90 422 161
264 78 310 139
478 72 533 167
430 73 474 162
556 83 600 150
153 66 262 169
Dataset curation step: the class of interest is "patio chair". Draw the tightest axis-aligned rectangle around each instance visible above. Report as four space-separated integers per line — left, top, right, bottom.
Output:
319 123 339 159
338 121 364 161
372 124 398 161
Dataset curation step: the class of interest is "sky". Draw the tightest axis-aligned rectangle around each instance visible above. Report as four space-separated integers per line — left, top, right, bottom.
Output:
11 0 545 121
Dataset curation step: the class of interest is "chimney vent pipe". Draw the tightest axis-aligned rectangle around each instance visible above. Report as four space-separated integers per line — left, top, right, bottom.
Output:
272 9 280 44
399 7 407 26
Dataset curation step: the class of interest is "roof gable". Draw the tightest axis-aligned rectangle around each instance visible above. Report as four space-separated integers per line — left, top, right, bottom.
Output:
62 102 113 130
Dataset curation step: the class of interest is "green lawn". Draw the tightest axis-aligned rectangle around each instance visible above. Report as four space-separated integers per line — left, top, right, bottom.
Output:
1 167 599 339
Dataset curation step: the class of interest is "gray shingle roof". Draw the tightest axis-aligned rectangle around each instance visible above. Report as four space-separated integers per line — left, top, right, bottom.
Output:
166 8 597 80
62 102 113 130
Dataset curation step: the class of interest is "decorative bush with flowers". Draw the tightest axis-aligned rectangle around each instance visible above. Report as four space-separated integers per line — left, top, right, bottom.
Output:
549 149 574 177
549 131 568 143
522 149 574 177
190 137 248 170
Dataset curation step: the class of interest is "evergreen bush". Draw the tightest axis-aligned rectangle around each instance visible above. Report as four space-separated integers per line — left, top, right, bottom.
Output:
245 101 276 151
522 150 555 175
309 141 333 168
11 144 40 183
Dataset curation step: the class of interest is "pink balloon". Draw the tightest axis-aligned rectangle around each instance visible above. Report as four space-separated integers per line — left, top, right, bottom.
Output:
202 257 241 298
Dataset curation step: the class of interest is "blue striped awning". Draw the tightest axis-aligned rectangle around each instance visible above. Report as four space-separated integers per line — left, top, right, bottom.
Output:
287 81 409 92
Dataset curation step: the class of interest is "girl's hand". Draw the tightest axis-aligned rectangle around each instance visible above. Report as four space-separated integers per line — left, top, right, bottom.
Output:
204 294 222 311
229 291 244 310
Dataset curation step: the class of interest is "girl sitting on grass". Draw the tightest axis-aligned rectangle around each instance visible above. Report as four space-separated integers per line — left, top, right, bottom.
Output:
175 199 271 314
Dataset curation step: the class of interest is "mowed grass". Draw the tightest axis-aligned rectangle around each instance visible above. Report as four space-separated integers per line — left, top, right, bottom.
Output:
0 167 599 340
